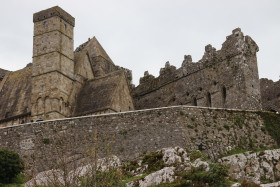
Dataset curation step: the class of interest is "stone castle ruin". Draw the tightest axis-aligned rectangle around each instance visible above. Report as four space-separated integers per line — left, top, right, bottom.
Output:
0 6 278 127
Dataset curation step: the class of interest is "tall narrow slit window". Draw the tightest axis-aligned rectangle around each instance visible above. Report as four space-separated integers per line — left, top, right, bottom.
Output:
193 97 197 106
222 86 227 107
207 92 212 107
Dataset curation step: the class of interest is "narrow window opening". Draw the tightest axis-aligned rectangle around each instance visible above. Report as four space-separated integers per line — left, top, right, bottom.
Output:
222 86 227 106
43 21 47 28
64 23 67 30
213 81 217 85
193 97 197 106
207 92 212 107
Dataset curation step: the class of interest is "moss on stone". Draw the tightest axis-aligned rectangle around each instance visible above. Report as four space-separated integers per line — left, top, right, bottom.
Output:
257 111 280 145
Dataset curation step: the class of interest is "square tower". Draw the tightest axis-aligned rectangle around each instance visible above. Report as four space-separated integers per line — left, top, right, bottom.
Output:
31 6 75 120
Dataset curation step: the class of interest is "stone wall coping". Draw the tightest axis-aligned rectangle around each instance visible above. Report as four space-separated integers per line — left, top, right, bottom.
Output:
0 105 262 130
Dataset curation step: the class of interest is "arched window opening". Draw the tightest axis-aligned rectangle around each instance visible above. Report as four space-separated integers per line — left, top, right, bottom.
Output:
222 86 227 106
193 97 197 106
207 92 212 107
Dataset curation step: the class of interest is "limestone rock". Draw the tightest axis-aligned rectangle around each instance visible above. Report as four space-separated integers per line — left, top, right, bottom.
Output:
219 149 280 184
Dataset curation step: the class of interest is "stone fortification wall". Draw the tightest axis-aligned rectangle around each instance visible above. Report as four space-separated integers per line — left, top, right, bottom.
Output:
260 78 280 113
0 106 276 173
132 28 261 111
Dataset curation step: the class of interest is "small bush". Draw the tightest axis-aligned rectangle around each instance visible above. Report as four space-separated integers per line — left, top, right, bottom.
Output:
142 151 165 173
189 150 203 162
233 116 245 128
182 163 229 186
42 138 50 144
0 149 24 184
80 168 123 187
223 124 230 131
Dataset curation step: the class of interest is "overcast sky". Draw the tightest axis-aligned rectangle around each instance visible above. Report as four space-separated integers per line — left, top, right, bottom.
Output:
0 0 279 85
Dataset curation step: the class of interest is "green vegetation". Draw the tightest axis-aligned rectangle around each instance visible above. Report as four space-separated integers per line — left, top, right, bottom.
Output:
260 176 273 184
0 149 24 184
223 146 280 157
0 174 26 187
233 116 245 128
182 163 229 186
79 168 123 187
223 124 230 131
42 138 50 144
189 150 203 162
142 151 165 174
153 163 229 187
257 111 280 145
186 124 194 129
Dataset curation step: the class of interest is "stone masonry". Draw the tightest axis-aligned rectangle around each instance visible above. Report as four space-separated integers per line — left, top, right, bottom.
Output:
0 6 134 127
260 78 280 113
0 106 277 173
133 28 262 111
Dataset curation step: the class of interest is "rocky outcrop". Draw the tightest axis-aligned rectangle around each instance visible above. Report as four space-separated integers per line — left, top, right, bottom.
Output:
25 155 121 187
219 149 280 184
25 147 280 186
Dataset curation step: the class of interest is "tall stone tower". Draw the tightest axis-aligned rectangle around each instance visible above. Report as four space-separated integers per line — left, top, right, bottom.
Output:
31 6 75 120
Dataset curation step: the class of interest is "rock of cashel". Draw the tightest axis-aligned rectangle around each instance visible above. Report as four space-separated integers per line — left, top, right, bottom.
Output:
0 6 280 185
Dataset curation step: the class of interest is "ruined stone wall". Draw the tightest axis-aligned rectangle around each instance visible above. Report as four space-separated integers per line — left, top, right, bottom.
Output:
132 28 261 111
260 78 280 112
0 106 276 173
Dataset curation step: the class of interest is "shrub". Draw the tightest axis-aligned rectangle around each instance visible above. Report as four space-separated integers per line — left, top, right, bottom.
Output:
182 163 229 186
0 149 24 184
189 150 203 162
142 151 165 173
80 168 123 187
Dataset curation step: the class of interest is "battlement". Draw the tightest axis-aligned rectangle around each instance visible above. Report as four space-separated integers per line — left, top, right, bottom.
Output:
132 28 261 111
33 6 75 27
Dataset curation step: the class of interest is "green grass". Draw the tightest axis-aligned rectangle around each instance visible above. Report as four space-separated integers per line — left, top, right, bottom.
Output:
121 174 147 185
0 174 26 187
223 146 280 157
